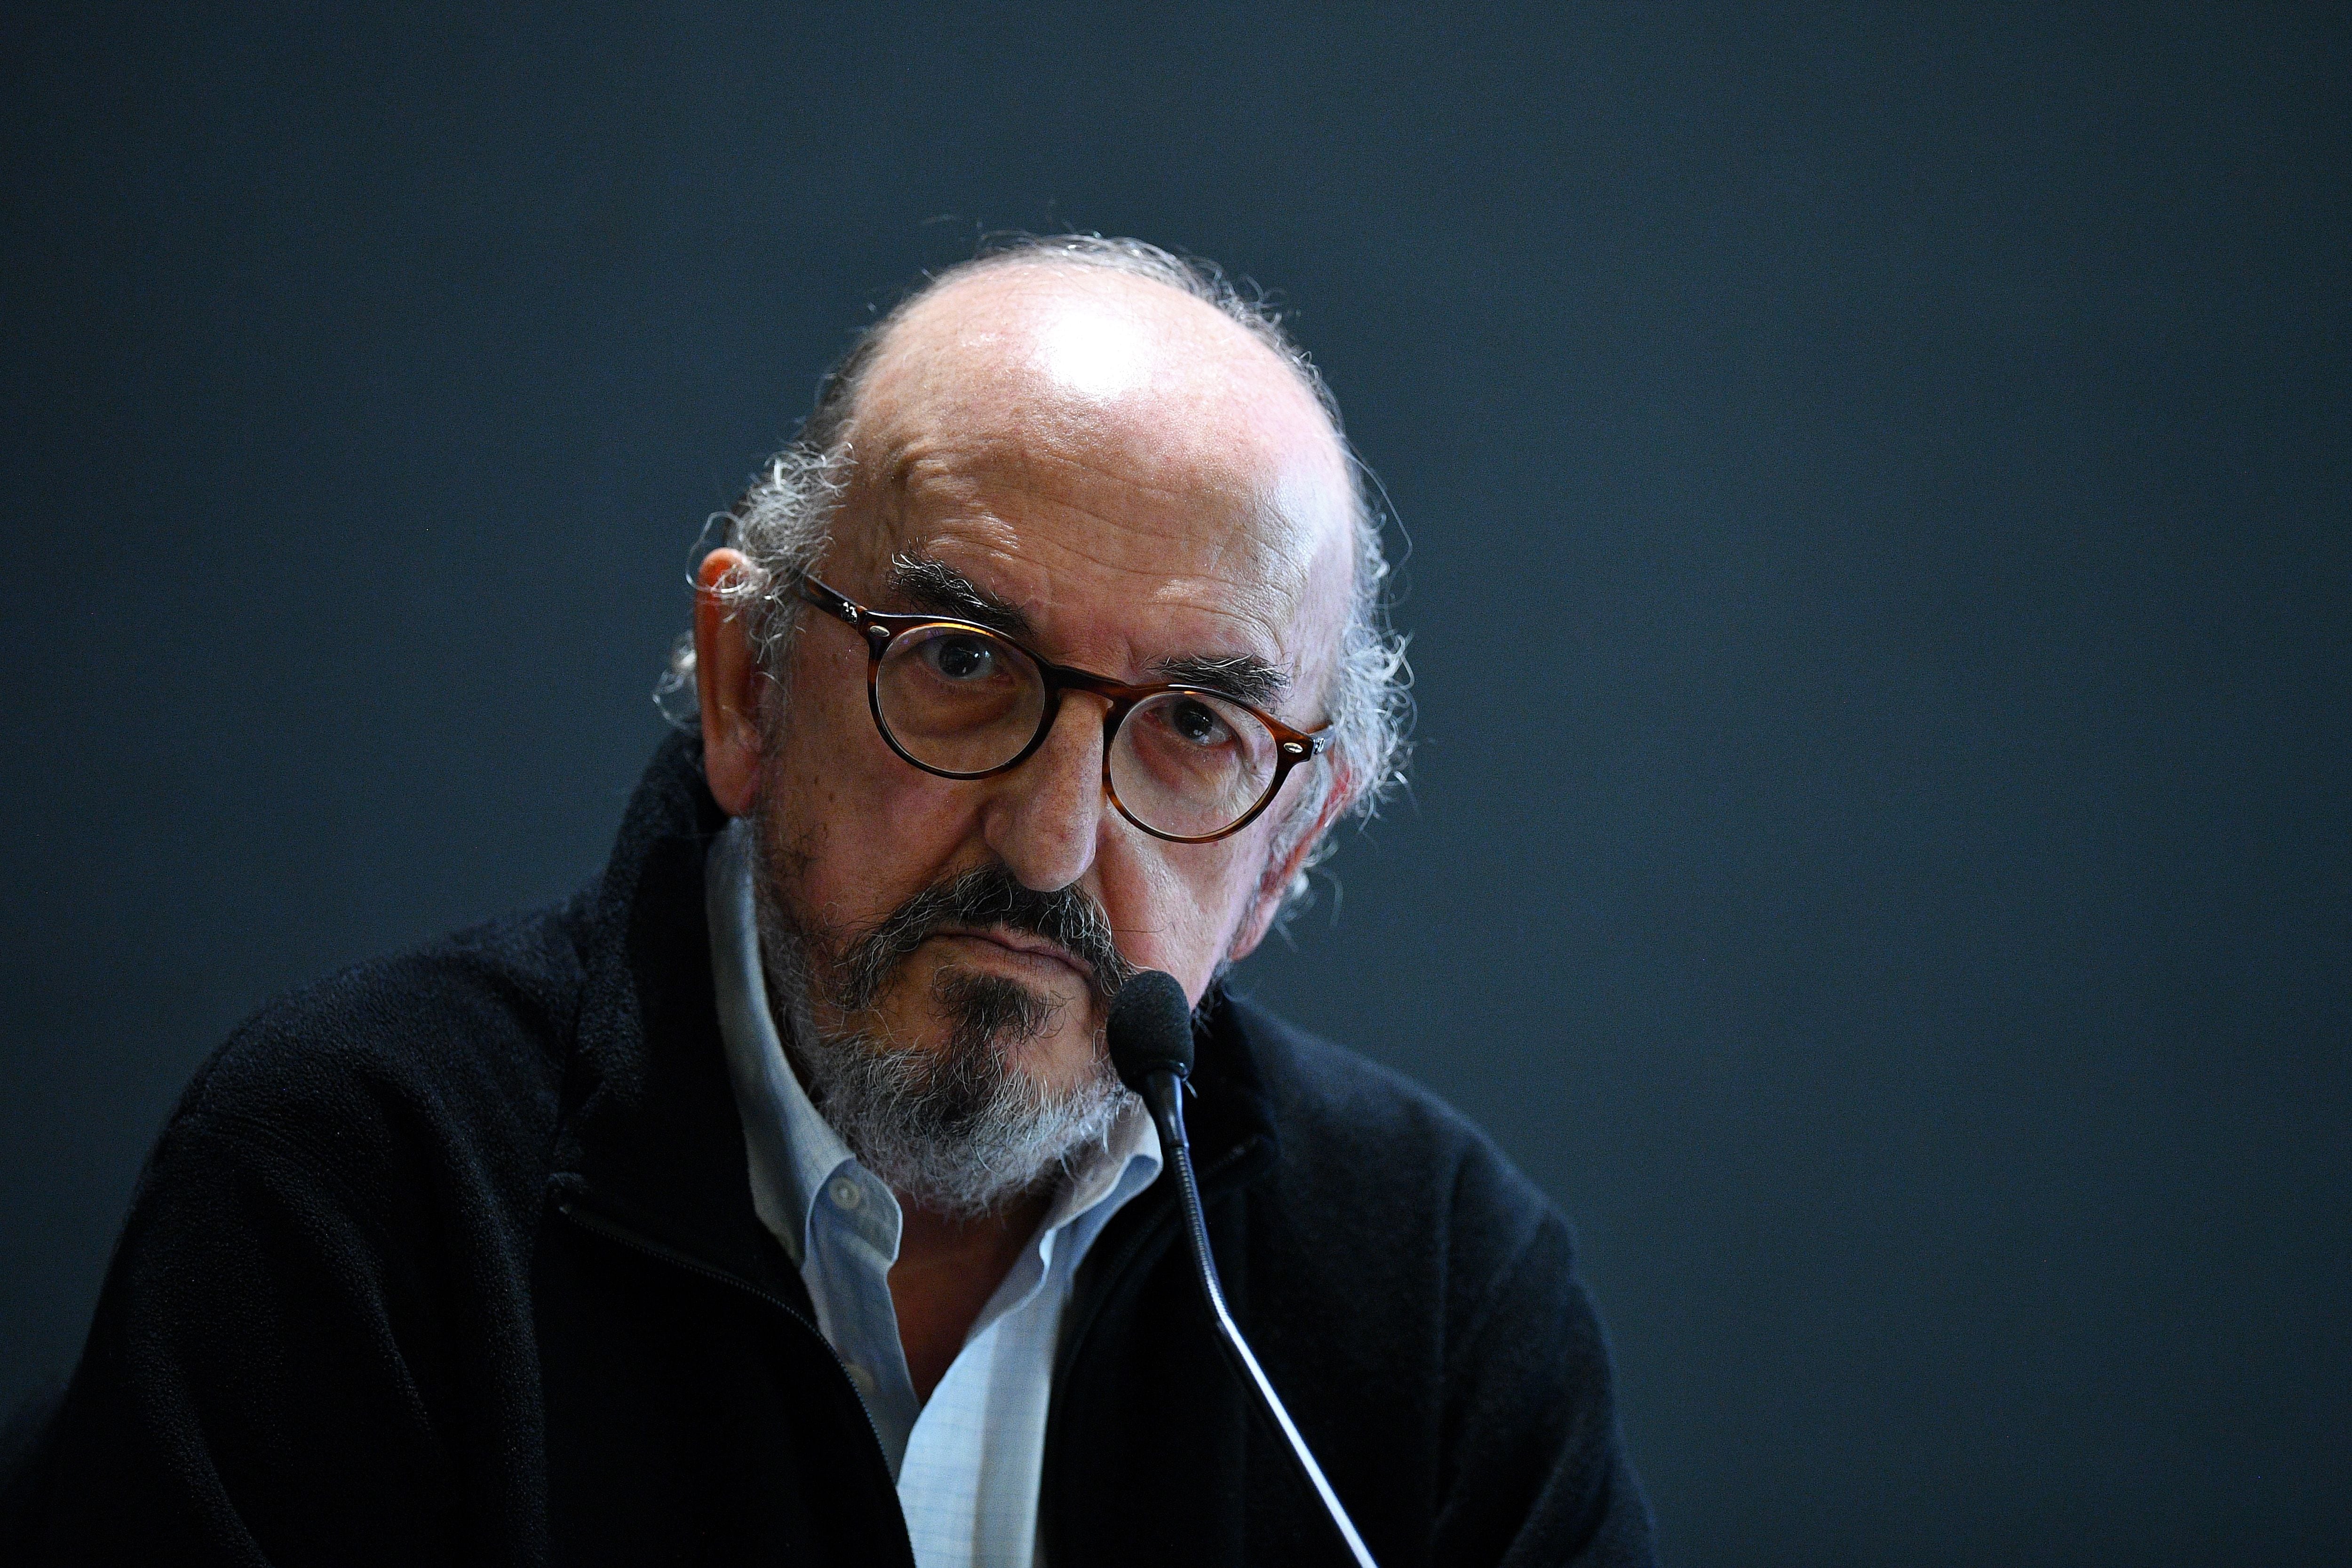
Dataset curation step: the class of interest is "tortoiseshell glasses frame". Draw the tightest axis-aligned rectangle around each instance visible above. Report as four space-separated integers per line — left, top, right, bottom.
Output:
796 575 1330 844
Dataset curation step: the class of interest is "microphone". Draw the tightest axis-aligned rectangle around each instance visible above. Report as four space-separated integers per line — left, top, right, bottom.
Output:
1107 971 1379 1568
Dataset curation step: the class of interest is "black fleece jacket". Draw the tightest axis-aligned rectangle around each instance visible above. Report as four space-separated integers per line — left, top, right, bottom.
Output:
12 736 1654 1566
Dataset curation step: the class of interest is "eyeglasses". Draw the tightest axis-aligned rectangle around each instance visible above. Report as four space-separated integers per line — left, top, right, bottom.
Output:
797 575 1330 844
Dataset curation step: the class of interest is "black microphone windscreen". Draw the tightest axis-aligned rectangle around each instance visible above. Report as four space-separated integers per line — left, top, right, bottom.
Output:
1107 970 1194 1093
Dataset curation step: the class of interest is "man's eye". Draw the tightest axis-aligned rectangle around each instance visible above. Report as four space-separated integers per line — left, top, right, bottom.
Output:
1168 698 1233 748
928 636 998 680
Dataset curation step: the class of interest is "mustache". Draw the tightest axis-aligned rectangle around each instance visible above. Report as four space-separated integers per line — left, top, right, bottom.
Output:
834 865 1137 1014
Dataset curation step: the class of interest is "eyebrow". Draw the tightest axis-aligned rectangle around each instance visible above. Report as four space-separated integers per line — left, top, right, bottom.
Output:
886 552 1293 709
887 554 1034 637
1156 653 1288 709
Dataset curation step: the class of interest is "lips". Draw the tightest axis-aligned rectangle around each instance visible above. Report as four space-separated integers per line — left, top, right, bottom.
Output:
937 926 1094 980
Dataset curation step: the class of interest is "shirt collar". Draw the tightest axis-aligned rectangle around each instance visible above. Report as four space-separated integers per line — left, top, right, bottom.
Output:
703 817 1160 1267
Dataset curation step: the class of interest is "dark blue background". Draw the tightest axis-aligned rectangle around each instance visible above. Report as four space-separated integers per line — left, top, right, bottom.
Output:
4 5 2345 1562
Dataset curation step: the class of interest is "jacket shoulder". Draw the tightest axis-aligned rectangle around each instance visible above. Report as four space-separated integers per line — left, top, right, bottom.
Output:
1232 994 1550 1197
1226 992 1572 1293
159 900 587 1209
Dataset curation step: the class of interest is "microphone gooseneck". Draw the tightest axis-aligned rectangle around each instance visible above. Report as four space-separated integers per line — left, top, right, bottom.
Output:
1106 971 1379 1568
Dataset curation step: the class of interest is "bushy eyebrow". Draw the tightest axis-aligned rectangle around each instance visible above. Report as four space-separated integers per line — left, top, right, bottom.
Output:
1156 653 1288 709
887 551 1292 708
887 554 1033 637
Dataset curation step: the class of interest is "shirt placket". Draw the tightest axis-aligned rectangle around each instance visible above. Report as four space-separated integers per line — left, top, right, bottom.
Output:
806 1160 919 1473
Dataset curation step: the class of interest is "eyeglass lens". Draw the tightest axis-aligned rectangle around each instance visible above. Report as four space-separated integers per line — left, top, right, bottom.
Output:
874 622 1282 838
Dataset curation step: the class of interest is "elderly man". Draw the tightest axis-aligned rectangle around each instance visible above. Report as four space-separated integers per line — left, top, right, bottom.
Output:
11 239 1654 1565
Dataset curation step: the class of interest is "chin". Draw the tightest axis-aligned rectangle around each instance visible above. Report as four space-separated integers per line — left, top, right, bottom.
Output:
874 953 1102 1088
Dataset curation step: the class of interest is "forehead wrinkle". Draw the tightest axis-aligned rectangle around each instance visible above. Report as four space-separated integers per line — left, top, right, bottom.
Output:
888 451 1317 604
872 445 1311 621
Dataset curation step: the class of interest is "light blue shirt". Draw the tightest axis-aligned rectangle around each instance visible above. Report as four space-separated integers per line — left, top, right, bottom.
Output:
705 820 1161 1568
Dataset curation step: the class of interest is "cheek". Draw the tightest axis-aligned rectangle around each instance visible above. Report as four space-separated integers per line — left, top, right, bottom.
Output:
760 656 982 938
1101 831 1271 1000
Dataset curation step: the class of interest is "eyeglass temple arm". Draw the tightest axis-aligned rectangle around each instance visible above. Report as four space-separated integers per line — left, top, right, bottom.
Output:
798 577 863 627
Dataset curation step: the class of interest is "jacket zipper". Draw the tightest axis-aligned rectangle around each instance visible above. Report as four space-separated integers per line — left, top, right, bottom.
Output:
553 1196 914 1565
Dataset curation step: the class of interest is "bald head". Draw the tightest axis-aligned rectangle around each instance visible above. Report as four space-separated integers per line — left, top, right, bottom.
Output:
853 260 1352 517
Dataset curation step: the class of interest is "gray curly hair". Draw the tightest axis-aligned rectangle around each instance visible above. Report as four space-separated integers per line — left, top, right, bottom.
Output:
658 235 1410 915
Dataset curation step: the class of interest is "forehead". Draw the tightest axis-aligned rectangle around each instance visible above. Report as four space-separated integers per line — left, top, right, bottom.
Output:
832 264 1355 685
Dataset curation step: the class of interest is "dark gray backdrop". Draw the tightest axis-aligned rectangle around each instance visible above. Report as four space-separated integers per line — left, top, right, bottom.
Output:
4 4 2344 1563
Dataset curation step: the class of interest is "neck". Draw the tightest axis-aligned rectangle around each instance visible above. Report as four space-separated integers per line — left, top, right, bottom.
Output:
887 1186 1054 1402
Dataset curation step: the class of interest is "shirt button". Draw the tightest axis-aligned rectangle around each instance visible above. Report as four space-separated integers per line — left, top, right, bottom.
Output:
829 1178 862 1211
844 1362 877 1397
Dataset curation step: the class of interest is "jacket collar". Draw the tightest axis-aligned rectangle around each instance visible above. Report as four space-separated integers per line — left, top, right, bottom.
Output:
547 733 1280 1289
547 731 791 1291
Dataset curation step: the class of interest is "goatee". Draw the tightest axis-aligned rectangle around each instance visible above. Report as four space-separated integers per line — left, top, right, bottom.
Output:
750 816 1139 1219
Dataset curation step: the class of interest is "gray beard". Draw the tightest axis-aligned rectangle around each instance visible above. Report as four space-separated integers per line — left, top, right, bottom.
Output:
748 822 1132 1220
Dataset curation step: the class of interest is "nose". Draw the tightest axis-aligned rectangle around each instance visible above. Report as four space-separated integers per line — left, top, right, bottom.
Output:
980 692 1112 892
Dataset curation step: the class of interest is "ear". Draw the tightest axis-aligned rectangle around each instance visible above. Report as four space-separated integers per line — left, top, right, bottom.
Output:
1224 767 1354 963
695 548 766 817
